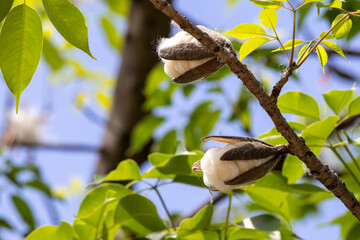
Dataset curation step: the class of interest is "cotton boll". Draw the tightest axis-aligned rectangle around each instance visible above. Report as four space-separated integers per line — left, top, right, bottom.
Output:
3 108 47 146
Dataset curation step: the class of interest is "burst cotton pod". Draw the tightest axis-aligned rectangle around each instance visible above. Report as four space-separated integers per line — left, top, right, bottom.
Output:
157 25 233 83
193 136 288 191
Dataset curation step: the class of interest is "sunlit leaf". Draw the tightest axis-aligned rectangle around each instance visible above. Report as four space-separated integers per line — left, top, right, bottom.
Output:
348 96 360 117
12 195 35 231
305 0 324 3
316 45 328 74
278 91 320 119
0 4 42 113
331 14 352 39
97 93 112 110
223 23 268 39
296 42 311 64
228 227 269 240
26 222 76 240
0 0 14 23
250 0 284 9
178 205 213 237
130 115 164 153
316 0 343 15
302 115 339 139
259 8 277 29
104 159 141 181
282 155 305 184
320 40 348 61
105 0 130 17
323 89 353 115
240 37 270 61
114 194 167 234
272 39 303 52
42 0 96 58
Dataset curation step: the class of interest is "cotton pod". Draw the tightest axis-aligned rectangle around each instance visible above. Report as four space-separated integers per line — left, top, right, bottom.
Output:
193 136 288 191
157 25 233 83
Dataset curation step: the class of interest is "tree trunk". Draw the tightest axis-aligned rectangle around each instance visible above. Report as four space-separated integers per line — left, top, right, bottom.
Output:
96 0 170 174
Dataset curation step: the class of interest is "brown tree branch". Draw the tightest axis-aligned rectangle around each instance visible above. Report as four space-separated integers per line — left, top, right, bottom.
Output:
269 66 295 101
148 0 360 220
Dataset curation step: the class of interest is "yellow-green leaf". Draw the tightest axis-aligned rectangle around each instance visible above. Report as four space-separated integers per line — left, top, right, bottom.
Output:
104 159 141 181
250 0 284 9
0 4 43 113
259 8 277 29
278 91 320 119
348 96 360 117
101 16 123 50
26 222 76 240
42 0 96 59
223 23 267 40
272 39 303 52
316 45 328 74
323 89 353 115
296 42 311 64
240 37 270 61
97 93 112 110
320 40 348 61
331 14 352 39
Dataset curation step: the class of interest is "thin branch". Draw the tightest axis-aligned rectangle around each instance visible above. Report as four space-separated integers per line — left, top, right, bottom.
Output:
9 140 100 153
148 0 360 221
290 9 296 64
335 130 360 175
269 66 295 100
224 194 232 240
154 187 176 231
297 13 350 68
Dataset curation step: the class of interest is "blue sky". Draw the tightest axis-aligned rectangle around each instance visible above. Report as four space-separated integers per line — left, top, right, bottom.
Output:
1 0 359 239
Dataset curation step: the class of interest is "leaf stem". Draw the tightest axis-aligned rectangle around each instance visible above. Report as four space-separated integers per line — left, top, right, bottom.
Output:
328 140 360 188
224 194 232 240
335 130 360 174
154 187 176 231
290 9 296 65
296 13 349 68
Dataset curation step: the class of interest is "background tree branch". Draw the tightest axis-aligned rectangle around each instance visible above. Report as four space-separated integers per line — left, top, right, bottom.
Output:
95 0 171 174
148 0 360 220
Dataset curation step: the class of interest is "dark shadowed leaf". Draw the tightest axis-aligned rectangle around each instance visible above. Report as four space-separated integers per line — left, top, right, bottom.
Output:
0 0 14 23
42 37 64 71
12 195 35 231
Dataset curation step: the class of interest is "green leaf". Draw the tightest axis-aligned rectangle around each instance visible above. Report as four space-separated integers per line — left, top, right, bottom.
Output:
272 39 303 52
223 23 268 39
184 101 220 150
302 115 339 140
240 37 270 61
103 159 141 181
259 8 277 29
228 227 269 240
77 183 132 219
42 37 64 71
114 194 167 234
177 205 213 237
259 122 306 145
296 42 311 64
323 89 354 115
157 130 177 154
0 0 14 23
316 45 328 74
316 0 343 15
277 91 320 119
105 0 130 17
250 214 280 232
130 115 164 153
305 0 324 3
282 155 305 184
101 16 122 50
181 231 219 240
26 222 76 240
42 0 96 59
12 195 35 231
331 14 352 39
0 4 43 113
348 96 360 117
250 0 284 9
320 40 348 61
25 180 53 197
0 218 12 229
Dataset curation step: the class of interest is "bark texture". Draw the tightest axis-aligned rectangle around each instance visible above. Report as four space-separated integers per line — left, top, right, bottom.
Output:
96 0 171 174
148 0 360 221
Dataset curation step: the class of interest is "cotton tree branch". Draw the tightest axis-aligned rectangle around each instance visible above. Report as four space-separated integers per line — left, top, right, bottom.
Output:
269 66 295 101
148 0 360 220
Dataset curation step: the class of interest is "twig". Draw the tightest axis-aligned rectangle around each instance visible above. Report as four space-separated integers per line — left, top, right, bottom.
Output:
10 140 101 153
269 66 295 100
148 0 360 221
154 187 176 231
